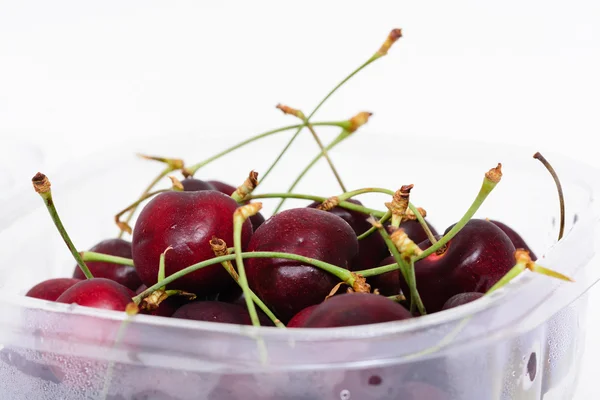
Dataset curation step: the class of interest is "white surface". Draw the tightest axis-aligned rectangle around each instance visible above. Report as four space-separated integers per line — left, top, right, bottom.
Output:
0 1 599 398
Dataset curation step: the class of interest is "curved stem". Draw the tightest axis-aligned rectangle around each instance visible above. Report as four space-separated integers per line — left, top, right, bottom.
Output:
533 152 565 241
233 209 261 327
115 189 169 234
358 211 391 240
185 122 344 177
306 123 346 192
81 252 135 267
408 203 437 244
32 173 93 279
132 251 353 304
118 167 172 239
355 260 399 277
337 187 394 202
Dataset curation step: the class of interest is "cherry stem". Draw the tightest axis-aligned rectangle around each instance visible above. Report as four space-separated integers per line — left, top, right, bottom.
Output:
118 166 172 239
373 221 426 315
115 189 169 235
32 173 93 279
81 251 135 266
132 250 354 304
157 247 172 290
408 203 437 244
387 294 406 302
184 121 346 177
417 165 502 260
249 192 386 217
357 211 391 240
534 152 565 241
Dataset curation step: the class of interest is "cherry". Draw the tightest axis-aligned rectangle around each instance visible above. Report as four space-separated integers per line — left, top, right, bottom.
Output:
396 218 438 245
307 199 388 270
301 293 412 328
135 284 184 317
180 177 215 192
286 304 318 328
367 259 401 296
132 190 252 295
25 278 81 301
206 179 266 231
72 238 141 290
441 292 484 310
56 278 134 310
490 220 537 260
172 301 273 326
245 207 358 322
403 219 516 313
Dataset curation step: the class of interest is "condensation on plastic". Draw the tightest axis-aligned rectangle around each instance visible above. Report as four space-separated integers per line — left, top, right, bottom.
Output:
0 135 599 399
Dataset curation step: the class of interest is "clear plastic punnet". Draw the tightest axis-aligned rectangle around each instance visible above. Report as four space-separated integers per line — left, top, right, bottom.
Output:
0 135 598 399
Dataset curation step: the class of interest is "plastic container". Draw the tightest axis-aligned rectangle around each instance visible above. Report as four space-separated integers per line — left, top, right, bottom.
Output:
0 135 599 399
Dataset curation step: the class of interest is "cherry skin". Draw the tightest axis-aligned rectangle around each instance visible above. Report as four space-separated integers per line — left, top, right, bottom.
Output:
490 220 537 260
286 304 318 328
132 190 253 295
206 179 266 231
25 278 81 301
403 219 516 313
368 257 401 296
135 284 184 317
245 207 358 323
441 292 484 310
172 301 273 326
180 177 215 192
72 238 141 291
307 199 388 270
56 278 134 311
301 293 411 328
397 218 438 245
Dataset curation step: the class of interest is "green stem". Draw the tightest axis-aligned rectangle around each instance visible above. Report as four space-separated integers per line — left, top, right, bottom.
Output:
115 189 169 234
81 252 135 267
337 187 394 202
118 167 172 239
233 213 261 327
486 262 525 295
357 211 391 240
417 176 500 260
306 123 347 192
355 261 401 278
185 122 344 176
132 251 353 304
408 203 437 244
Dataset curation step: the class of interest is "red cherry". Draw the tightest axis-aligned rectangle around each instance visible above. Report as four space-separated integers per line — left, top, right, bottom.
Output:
441 292 484 310
132 190 252 295
307 199 388 270
286 304 318 328
245 207 358 322
490 220 537 260
180 177 215 192
25 278 81 301
206 179 266 231
404 219 516 313
172 301 273 326
135 284 183 317
301 293 412 328
56 278 134 311
396 218 438 245
72 238 141 290
368 259 401 297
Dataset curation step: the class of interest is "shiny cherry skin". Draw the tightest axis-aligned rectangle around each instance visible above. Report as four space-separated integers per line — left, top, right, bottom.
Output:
180 177 215 192
25 278 82 301
441 292 484 310
245 207 358 323
490 220 537 260
403 219 516 313
207 179 266 231
301 293 412 328
135 284 184 317
132 190 253 295
307 199 388 270
56 278 134 311
72 238 141 290
397 218 438 245
286 304 318 328
172 301 273 326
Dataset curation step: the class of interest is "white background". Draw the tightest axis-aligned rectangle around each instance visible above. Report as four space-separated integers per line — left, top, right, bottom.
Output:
1 1 599 398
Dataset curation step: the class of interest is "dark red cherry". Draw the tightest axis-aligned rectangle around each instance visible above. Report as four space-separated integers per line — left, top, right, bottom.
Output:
56 278 134 311
25 278 82 301
307 199 388 270
398 219 438 245
490 220 537 260
172 301 273 326
245 207 358 323
441 292 484 310
301 293 412 328
368 258 401 297
286 304 318 328
72 238 141 290
135 284 183 317
132 190 252 295
180 177 215 192
206 179 265 231
404 219 516 313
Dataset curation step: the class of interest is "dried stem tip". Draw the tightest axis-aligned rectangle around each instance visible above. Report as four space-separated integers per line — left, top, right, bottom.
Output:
385 184 413 226
125 302 139 316
317 196 340 211
232 171 259 202
169 176 184 191
137 154 185 170
32 172 51 194
350 272 371 293
377 28 403 56
390 227 423 258
514 248 533 267
276 104 306 120
485 163 503 183
348 112 373 133
234 202 263 221
405 206 427 221
209 236 229 257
